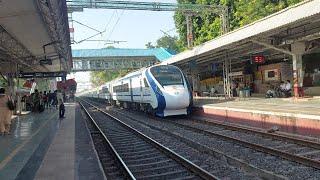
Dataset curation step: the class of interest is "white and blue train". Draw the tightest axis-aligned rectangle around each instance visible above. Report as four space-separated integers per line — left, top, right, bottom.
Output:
79 65 193 117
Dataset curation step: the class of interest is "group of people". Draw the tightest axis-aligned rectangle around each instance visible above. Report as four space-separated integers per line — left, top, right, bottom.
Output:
266 80 292 98
0 88 13 135
29 89 54 112
231 81 253 97
0 87 66 136
28 89 65 118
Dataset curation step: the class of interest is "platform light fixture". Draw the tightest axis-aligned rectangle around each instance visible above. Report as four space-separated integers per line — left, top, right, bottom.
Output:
41 41 62 65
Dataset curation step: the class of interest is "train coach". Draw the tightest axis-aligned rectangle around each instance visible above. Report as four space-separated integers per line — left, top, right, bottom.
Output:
81 64 193 117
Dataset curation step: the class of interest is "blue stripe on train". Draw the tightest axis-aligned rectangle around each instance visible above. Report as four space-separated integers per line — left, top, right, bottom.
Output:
145 70 166 117
113 94 151 97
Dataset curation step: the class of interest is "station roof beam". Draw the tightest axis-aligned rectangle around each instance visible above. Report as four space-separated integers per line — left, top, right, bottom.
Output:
0 0 72 74
160 0 320 98
162 0 320 66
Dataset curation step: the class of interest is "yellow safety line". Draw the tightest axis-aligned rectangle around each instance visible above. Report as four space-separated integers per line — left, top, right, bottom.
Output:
0 112 57 170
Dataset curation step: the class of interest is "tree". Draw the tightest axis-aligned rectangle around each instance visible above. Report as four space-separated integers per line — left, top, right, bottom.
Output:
174 0 303 48
145 42 155 49
156 35 182 53
92 0 304 86
0 77 6 87
90 69 130 87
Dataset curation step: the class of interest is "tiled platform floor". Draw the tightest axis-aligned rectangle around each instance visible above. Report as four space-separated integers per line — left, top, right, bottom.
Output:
0 108 60 180
0 103 105 180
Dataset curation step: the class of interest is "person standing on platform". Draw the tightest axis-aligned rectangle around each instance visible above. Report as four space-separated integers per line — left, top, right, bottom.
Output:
5 93 13 134
57 90 65 118
48 90 52 108
0 88 7 135
43 91 48 109
284 80 292 97
39 91 43 106
53 90 58 109
0 88 13 135
231 80 238 97
33 89 40 112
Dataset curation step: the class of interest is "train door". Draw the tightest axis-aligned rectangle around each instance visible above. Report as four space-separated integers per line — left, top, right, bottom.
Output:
130 78 133 102
109 83 114 105
140 76 143 103
143 77 150 102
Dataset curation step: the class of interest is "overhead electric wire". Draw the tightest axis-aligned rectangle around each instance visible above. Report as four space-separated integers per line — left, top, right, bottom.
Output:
97 10 117 48
107 10 125 41
76 31 105 44
72 18 106 44
103 10 117 32
72 20 103 33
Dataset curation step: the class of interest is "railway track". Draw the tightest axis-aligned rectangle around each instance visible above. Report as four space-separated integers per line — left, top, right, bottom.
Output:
79 100 217 180
82 98 320 178
83 99 289 179
97 99 320 170
89 98 320 170
107 108 320 178
167 118 320 170
80 102 135 179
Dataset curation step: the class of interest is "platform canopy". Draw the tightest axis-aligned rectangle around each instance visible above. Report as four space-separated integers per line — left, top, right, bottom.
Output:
162 0 320 72
72 48 174 71
0 0 72 75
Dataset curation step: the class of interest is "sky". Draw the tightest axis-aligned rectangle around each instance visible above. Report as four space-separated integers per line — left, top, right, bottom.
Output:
68 0 178 92
71 0 178 50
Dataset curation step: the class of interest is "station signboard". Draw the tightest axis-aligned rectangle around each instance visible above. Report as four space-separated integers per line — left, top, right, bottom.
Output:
17 71 67 78
229 71 243 77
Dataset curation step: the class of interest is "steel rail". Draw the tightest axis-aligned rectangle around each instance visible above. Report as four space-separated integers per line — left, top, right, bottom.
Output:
166 120 320 170
79 98 320 169
106 107 288 180
80 99 219 180
186 118 320 149
79 101 136 180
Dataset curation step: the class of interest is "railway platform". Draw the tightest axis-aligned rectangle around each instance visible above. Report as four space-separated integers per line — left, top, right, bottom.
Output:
193 97 320 137
0 103 105 180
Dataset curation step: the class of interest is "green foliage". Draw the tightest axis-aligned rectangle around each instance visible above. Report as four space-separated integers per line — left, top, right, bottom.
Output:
0 76 26 89
174 0 303 48
35 79 50 91
146 35 184 53
145 42 155 49
156 35 182 53
90 69 130 86
0 77 6 87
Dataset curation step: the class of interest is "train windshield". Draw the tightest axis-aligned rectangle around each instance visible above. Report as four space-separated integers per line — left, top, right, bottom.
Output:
150 65 184 86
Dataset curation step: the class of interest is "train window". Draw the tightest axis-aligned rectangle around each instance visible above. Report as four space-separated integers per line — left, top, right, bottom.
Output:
143 78 149 87
102 87 109 93
113 83 129 93
150 65 184 86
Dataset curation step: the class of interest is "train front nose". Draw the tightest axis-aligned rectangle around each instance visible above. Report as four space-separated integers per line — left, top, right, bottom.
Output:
163 86 189 109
